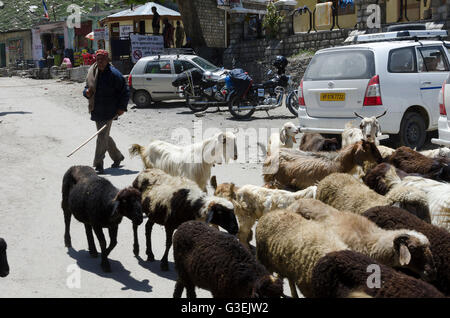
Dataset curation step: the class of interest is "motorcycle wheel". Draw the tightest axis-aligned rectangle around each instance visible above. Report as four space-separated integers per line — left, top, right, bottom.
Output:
286 90 299 117
228 94 256 120
186 95 208 112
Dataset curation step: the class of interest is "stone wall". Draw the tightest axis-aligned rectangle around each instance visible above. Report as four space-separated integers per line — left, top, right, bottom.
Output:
176 0 225 48
224 29 350 82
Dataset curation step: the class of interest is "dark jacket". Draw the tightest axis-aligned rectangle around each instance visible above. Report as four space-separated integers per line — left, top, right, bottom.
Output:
83 64 129 121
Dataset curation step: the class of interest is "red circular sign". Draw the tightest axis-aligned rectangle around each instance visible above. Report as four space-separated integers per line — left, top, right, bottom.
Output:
133 50 143 60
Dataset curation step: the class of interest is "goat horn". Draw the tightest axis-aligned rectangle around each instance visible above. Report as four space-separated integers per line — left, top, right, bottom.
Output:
376 110 387 119
354 112 364 119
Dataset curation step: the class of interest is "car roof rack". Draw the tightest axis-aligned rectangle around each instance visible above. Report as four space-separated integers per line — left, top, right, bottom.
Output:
350 29 448 43
162 48 196 56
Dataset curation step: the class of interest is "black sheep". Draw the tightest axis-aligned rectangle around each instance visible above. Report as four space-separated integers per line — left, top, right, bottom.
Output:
62 166 143 272
363 162 418 195
311 250 444 298
0 238 9 278
173 221 285 298
363 206 450 296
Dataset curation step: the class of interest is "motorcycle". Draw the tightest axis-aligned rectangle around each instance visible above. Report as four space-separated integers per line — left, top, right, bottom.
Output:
173 68 230 112
227 68 298 120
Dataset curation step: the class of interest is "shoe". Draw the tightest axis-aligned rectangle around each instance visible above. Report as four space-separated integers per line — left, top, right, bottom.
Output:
95 165 104 174
111 157 124 168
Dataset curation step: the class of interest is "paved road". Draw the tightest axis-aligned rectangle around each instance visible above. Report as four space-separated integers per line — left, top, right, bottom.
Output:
0 77 294 298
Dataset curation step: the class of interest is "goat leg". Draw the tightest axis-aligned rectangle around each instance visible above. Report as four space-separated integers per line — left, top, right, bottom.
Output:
288 279 299 298
160 226 174 271
63 208 72 248
93 226 111 272
132 223 140 257
106 225 118 256
84 224 98 257
145 219 155 262
173 280 184 298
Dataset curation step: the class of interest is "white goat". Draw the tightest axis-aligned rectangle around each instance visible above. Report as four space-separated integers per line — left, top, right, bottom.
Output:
341 111 386 148
267 122 299 156
420 147 450 160
129 131 238 191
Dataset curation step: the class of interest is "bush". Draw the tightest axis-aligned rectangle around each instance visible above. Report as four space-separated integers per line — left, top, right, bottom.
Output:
263 1 284 39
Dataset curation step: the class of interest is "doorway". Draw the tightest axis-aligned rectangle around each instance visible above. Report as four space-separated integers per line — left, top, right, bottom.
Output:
0 43 6 67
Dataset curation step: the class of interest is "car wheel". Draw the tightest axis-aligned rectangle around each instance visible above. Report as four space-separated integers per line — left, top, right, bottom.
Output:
133 90 152 108
396 111 427 150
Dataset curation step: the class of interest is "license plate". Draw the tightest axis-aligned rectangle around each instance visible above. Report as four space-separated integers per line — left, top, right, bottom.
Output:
320 93 346 101
258 88 265 97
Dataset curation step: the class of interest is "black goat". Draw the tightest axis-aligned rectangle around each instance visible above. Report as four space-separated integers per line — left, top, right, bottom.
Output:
62 166 143 272
0 238 9 278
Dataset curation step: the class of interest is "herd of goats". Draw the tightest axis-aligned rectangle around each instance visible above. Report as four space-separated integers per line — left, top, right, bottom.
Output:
2 112 450 298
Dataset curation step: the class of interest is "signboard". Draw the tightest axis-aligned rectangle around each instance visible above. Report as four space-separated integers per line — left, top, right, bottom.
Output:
120 25 133 39
94 28 105 40
130 34 164 63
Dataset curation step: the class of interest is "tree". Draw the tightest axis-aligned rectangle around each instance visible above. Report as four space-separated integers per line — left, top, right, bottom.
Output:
262 1 284 39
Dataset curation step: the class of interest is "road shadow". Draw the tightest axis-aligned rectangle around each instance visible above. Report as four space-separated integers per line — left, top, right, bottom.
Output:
136 255 178 281
67 248 153 292
225 114 296 121
131 101 186 110
103 167 140 176
0 111 33 117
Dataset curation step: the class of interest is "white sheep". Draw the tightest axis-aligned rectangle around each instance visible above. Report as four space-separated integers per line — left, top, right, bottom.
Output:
382 172 450 232
420 147 450 160
267 122 299 156
212 179 316 248
289 199 436 283
129 131 237 191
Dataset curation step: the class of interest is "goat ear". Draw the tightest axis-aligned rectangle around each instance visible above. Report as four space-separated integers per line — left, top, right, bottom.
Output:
280 129 287 144
399 244 411 266
206 209 215 224
394 235 412 266
210 175 217 190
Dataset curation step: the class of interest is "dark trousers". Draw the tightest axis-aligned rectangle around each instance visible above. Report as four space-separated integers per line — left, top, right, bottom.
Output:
93 120 124 168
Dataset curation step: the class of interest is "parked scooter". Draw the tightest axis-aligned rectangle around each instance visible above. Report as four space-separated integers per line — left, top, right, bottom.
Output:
226 56 298 119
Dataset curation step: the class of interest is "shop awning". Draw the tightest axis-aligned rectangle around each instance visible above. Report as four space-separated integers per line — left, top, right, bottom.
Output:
101 2 180 23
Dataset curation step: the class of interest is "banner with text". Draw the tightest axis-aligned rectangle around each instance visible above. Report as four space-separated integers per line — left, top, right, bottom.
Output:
130 34 164 63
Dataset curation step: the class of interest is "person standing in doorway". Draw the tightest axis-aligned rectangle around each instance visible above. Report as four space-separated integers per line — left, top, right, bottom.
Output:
83 49 129 174
175 21 185 48
152 6 161 35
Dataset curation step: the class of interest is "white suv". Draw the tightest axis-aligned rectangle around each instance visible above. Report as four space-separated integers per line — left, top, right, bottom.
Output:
297 29 450 149
129 54 226 107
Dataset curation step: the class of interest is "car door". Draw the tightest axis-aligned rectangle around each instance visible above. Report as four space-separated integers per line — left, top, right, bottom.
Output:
417 45 450 129
143 59 176 100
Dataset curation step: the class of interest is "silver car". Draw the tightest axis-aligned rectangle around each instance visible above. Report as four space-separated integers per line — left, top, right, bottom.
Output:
129 54 226 107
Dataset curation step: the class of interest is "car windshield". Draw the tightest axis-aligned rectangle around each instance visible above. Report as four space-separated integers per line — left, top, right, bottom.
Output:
304 50 375 81
192 57 220 72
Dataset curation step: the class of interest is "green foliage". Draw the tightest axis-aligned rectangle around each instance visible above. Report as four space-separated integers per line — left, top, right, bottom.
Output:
262 1 284 39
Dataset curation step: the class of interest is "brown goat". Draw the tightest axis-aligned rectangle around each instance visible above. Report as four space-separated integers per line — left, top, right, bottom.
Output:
388 146 450 182
263 140 382 190
299 133 339 152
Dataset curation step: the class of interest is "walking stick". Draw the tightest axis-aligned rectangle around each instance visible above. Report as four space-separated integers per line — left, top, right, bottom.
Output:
66 116 118 158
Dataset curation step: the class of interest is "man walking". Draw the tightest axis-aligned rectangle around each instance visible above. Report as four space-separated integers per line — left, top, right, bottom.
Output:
83 49 129 174
175 21 184 48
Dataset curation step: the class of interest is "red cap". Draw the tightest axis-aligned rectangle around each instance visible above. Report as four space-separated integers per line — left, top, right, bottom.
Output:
95 49 109 58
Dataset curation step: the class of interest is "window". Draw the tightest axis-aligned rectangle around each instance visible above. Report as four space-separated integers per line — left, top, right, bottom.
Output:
191 57 220 72
417 46 449 72
145 60 172 74
388 47 416 73
173 60 197 74
304 50 375 80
